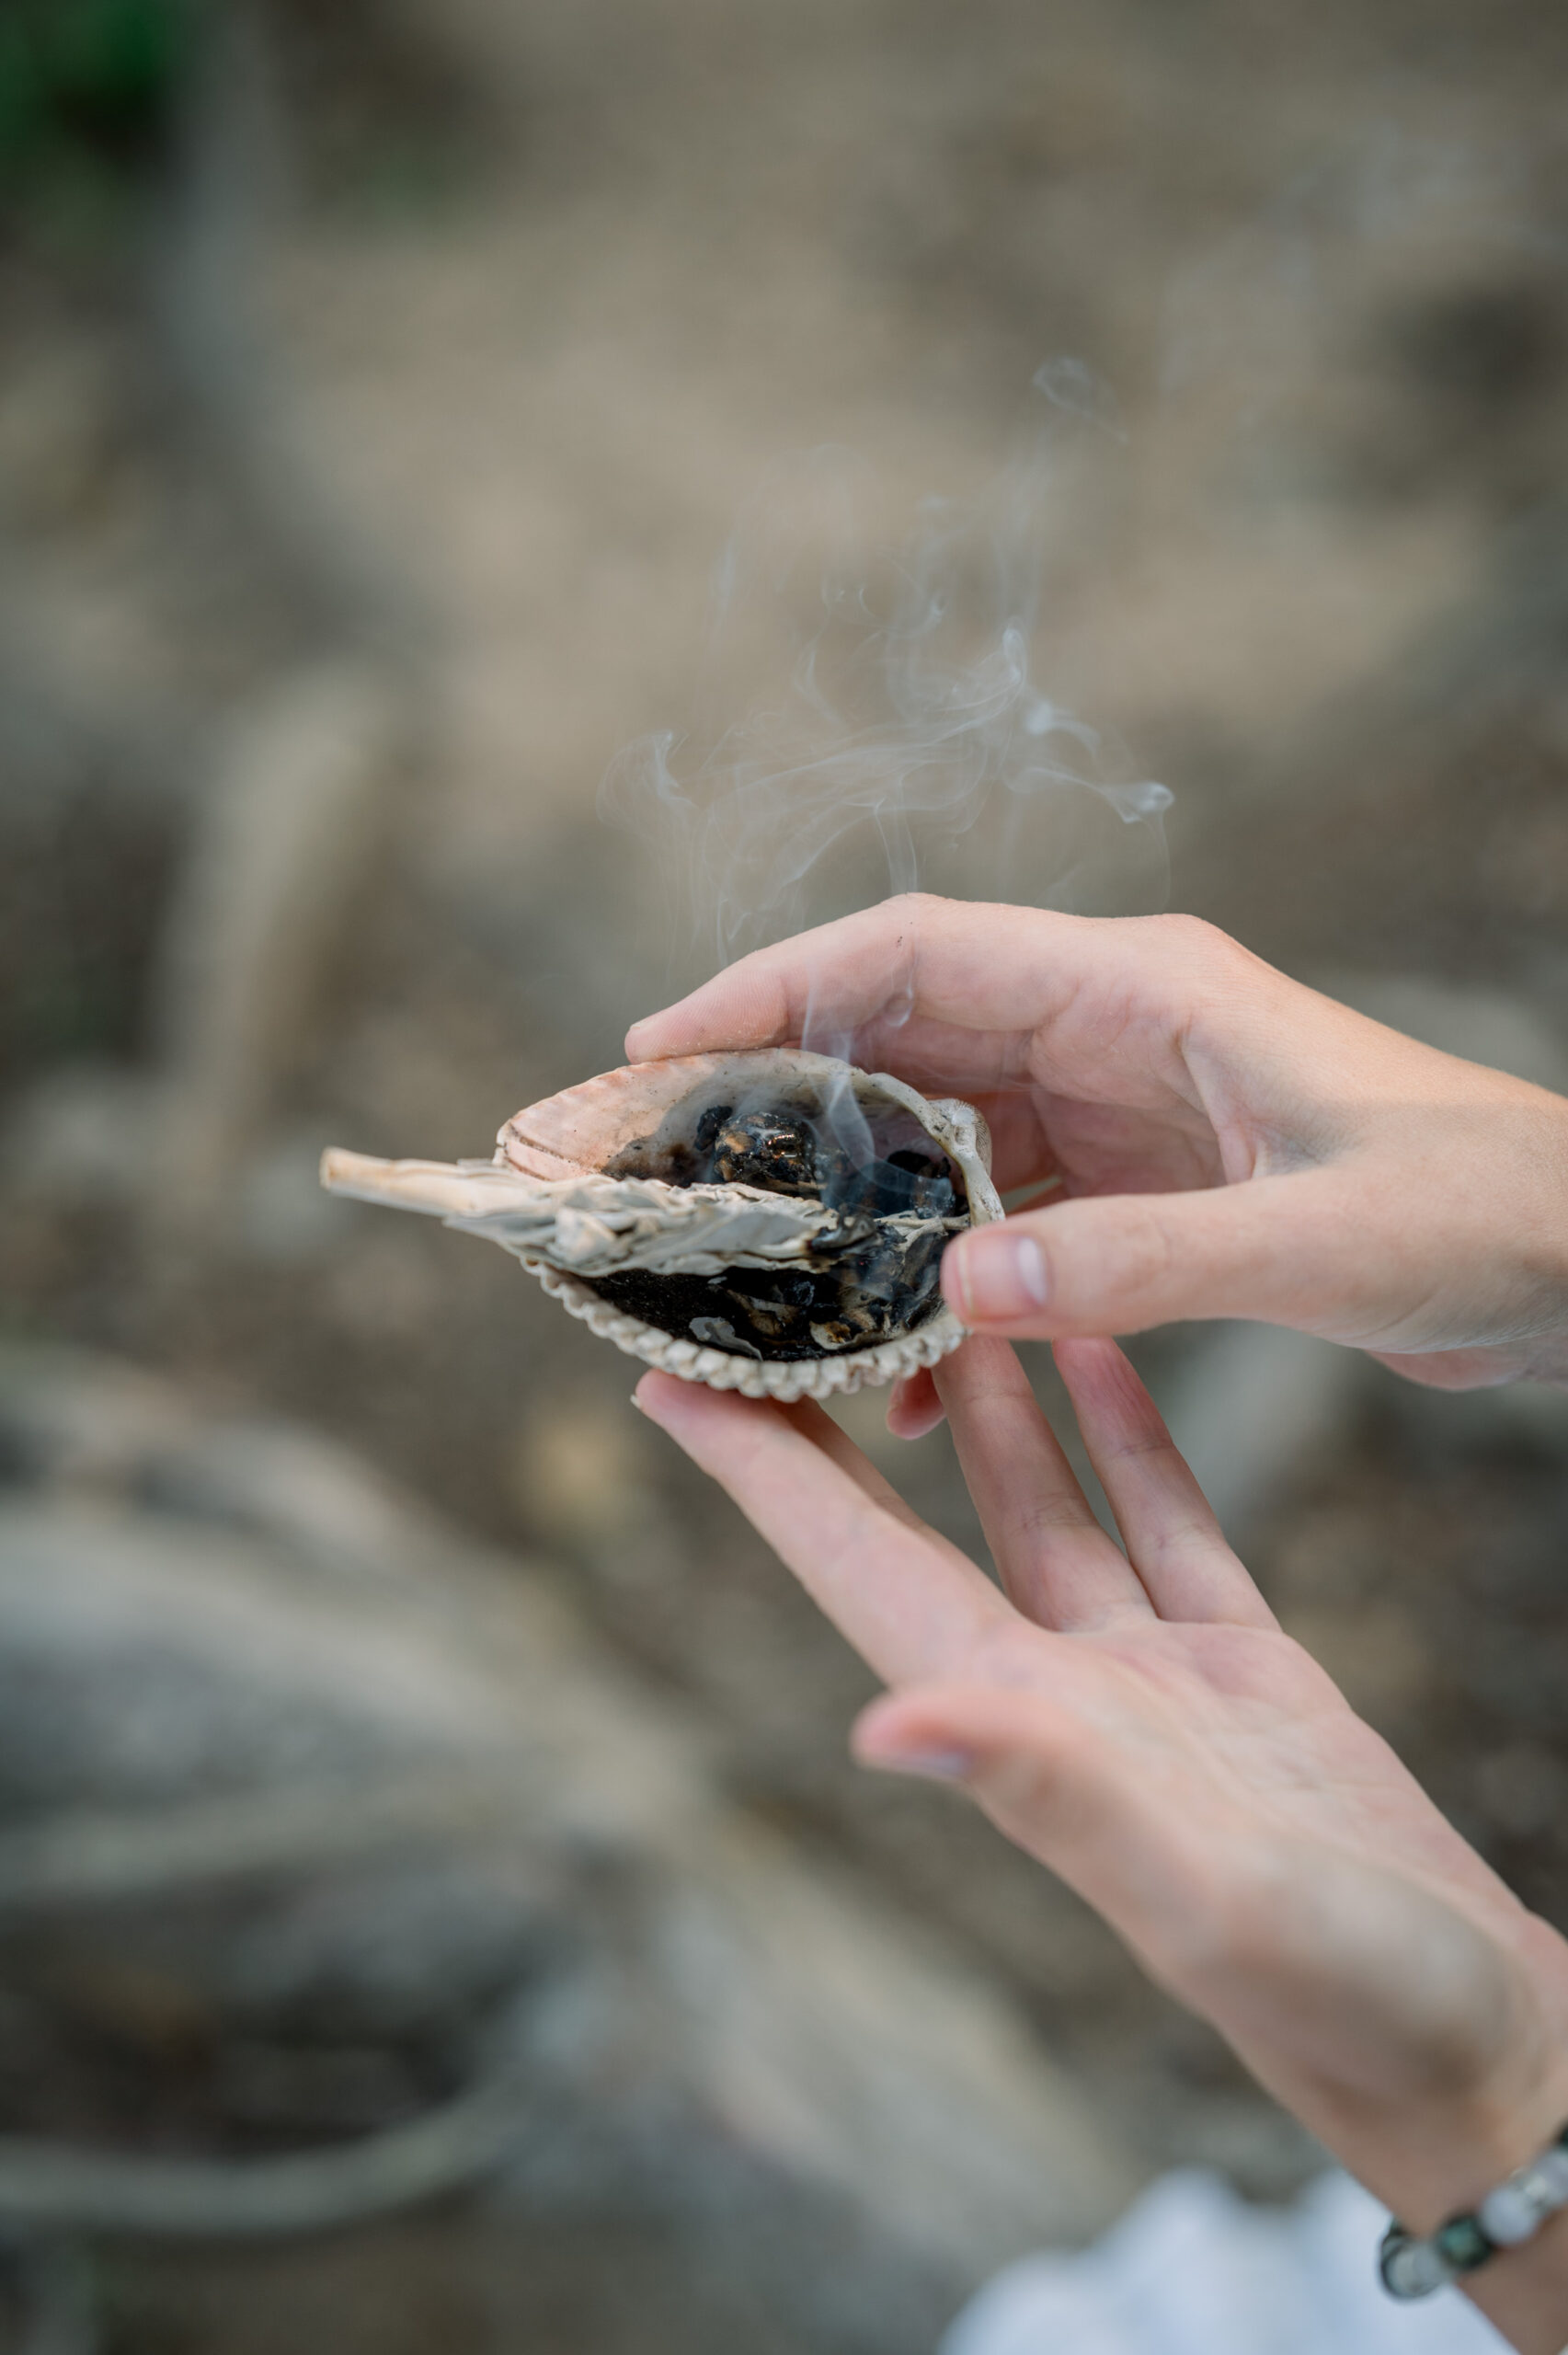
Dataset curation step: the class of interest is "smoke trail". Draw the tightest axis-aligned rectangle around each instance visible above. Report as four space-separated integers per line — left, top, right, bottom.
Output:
599 372 1171 974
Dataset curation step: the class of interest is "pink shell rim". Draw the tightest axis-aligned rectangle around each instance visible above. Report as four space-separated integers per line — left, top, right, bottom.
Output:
499 1050 822 1177
497 1048 991 1181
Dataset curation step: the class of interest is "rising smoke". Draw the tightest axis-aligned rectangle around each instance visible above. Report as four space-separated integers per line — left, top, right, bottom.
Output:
600 372 1172 978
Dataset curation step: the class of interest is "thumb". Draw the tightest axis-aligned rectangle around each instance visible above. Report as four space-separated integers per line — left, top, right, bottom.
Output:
851 1682 1118 1846
943 1169 1385 1344
852 1683 1220 1965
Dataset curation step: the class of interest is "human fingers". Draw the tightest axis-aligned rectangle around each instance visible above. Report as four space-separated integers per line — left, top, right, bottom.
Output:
942 1168 1392 1347
852 1678 1223 1972
885 1368 945 1440
772 1395 931 1533
854 1681 1502 2059
937 1340 1153 1629
1053 1339 1277 1627
632 1372 1009 1686
624 896 1241 1073
858 1684 1522 2115
1368 1342 1548 1392
625 896 1035 1063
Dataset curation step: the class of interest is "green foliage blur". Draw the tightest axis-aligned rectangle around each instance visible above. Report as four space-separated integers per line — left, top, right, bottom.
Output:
0 0 198 233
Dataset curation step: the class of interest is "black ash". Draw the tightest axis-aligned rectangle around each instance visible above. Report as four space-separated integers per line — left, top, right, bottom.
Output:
594 1095 967 1361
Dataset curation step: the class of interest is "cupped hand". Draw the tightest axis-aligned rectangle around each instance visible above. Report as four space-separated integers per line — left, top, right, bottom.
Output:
625 896 1568 1403
634 1338 1568 2351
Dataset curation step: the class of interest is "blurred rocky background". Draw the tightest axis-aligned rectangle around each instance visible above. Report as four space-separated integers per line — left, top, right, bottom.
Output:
1 0 1566 2347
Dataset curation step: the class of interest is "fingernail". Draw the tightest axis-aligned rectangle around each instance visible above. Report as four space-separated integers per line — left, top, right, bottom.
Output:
948 1230 1048 1323
863 1747 972 1783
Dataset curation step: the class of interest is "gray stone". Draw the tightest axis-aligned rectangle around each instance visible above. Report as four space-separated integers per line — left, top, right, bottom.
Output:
0 1350 1139 2346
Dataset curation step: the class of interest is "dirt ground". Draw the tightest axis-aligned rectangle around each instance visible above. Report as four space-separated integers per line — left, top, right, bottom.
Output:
3 0 1568 2345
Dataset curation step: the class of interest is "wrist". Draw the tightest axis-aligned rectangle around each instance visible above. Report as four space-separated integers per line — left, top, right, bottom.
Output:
1356 2098 1568 2354
1462 2163 1568 2355
1341 1928 1568 2353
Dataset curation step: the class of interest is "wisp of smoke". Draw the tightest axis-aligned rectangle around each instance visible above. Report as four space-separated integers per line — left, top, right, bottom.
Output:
600 374 1171 981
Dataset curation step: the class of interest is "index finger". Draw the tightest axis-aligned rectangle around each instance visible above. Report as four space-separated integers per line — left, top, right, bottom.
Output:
624 898 1282 1129
633 1371 1010 1688
624 896 1091 1070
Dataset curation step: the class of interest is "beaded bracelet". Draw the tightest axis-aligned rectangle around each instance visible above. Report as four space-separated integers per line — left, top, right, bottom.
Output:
1380 2122 1568 2299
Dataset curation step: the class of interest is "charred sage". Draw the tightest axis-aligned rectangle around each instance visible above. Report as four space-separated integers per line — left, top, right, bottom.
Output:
320 1050 1003 1399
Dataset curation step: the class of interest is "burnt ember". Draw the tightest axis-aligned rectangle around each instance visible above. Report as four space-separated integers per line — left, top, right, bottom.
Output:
589 1235 950 1361
594 1093 966 1360
702 1106 819 1194
609 1103 956 1216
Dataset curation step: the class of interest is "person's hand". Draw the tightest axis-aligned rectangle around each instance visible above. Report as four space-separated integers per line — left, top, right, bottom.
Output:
625 897 1568 1421
634 1338 1568 2354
